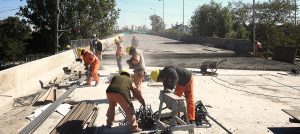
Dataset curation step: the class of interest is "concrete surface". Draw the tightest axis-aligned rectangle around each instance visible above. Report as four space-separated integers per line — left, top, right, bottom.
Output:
33 65 300 134
0 34 300 134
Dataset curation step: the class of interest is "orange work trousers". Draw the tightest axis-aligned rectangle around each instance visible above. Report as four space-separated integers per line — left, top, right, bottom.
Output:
87 59 100 85
174 76 195 121
106 93 139 131
133 71 144 94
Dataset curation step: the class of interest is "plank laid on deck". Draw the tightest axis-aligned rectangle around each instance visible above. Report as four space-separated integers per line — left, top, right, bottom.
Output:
282 109 300 121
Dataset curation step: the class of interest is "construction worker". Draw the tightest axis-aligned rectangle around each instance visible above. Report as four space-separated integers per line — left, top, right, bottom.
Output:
255 41 264 58
106 71 145 133
131 34 139 48
150 66 195 123
90 34 97 53
126 47 145 94
95 39 103 62
77 48 100 86
115 39 124 72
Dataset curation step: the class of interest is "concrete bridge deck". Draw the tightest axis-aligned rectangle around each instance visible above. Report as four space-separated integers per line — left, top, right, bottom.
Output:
0 34 299 134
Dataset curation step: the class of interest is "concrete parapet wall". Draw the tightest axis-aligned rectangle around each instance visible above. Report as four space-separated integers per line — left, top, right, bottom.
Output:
0 50 77 94
100 33 125 51
154 33 252 54
0 33 123 95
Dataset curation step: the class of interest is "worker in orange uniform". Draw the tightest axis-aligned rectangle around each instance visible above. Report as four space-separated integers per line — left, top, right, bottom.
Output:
150 66 195 124
126 47 145 94
106 71 145 133
77 48 100 86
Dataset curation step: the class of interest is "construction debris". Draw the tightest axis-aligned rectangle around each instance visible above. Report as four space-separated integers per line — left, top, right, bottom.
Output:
26 103 52 121
33 87 57 105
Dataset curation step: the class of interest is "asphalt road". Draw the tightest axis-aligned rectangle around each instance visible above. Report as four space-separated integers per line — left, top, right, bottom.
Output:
103 34 300 71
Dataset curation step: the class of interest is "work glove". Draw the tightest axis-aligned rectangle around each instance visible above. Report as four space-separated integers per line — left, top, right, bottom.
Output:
141 99 146 107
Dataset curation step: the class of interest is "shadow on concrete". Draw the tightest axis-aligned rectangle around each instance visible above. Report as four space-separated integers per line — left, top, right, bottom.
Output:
268 127 300 134
161 41 193 45
81 99 108 104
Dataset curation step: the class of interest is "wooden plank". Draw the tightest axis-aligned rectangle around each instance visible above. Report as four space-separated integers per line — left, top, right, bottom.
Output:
282 109 300 121
45 88 54 102
34 88 52 105
170 124 195 132
164 93 185 101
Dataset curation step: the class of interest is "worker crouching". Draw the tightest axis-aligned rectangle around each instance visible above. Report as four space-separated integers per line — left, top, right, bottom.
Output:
151 66 195 123
106 71 145 133
77 48 100 86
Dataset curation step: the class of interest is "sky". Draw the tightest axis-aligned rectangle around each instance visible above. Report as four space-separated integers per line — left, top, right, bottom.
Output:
0 0 268 28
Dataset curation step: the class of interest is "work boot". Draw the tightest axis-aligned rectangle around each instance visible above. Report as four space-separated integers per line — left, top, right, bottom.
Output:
189 120 195 124
106 125 112 129
131 127 142 133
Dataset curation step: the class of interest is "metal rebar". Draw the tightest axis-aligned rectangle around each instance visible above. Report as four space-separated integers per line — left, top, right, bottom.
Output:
19 75 87 134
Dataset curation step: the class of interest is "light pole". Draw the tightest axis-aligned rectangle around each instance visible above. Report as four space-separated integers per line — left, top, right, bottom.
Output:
159 0 165 23
183 0 185 32
295 0 297 25
252 0 256 56
55 0 60 54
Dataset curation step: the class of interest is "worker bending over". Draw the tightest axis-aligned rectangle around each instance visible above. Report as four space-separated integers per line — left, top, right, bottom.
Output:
126 47 145 94
151 66 195 123
77 48 100 86
106 71 145 133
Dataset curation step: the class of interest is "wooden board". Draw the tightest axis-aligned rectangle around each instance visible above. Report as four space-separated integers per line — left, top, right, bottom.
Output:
282 109 300 121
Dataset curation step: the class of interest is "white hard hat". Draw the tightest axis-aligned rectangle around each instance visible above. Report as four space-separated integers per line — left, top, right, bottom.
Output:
93 34 96 37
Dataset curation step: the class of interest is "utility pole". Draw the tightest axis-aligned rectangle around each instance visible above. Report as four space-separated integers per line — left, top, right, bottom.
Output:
252 0 256 56
183 0 185 32
295 0 297 25
55 0 60 54
159 0 165 23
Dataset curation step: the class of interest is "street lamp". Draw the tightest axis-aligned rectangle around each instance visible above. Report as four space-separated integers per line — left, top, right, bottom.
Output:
158 0 164 23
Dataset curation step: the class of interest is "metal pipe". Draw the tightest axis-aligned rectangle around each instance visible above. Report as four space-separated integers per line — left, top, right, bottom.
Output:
207 114 232 134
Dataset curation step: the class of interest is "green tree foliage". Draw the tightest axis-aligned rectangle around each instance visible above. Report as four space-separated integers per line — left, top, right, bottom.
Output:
190 0 300 49
18 0 119 53
149 15 165 33
190 0 233 38
0 17 31 61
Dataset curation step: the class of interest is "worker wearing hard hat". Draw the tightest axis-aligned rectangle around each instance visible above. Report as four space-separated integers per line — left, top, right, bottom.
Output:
126 47 145 94
77 48 100 86
150 66 195 124
106 71 145 133
115 39 125 72
131 34 139 48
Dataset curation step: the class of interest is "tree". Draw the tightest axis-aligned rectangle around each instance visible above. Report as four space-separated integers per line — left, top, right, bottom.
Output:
190 0 233 38
0 17 31 61
18 0 119 53
149 15 165 33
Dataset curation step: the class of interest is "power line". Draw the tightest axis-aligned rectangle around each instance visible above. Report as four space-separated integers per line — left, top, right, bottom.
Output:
0 8 19 14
